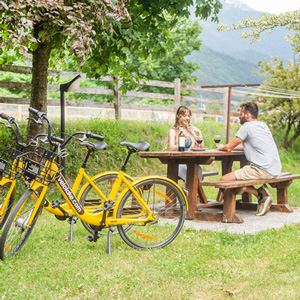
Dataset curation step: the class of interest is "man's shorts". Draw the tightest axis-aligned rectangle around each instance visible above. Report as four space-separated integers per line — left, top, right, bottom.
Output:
235 164 276 180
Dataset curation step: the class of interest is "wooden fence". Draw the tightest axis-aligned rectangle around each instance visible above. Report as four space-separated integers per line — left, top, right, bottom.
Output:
0 65 256 124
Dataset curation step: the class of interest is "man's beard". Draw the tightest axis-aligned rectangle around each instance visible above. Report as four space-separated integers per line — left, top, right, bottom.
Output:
240 117 247 125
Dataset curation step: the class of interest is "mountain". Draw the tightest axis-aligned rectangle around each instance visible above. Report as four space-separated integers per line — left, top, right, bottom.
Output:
187 45 262 86
187 0 296 85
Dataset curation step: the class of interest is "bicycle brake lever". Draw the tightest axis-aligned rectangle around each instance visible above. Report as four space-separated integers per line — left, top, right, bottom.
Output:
27 117 44 125
77 134 87 142
0 121 9 128
39 137 49 144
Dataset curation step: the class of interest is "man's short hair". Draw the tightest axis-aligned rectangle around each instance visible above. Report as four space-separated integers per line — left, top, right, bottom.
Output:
240 102 258 119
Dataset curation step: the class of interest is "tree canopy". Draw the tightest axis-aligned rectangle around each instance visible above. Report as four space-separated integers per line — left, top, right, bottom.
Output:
256 57 300 149
217 10 300 54
0 0 222 137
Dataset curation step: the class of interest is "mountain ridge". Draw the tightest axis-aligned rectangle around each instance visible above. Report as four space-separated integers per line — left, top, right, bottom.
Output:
188 0 296 85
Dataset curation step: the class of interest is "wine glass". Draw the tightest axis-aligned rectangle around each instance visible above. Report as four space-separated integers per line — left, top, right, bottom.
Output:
196 135 203 147
214 134 221 147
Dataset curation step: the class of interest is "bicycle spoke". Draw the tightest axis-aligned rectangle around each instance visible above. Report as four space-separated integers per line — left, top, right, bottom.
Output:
117 178 186 249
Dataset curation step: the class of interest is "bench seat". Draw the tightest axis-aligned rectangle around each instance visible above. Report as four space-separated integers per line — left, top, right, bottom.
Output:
197 174 300 223
199 174 299 188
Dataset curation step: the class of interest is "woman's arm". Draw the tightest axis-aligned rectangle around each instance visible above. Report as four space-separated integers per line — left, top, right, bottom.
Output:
190 125 204 147
168 129 178 151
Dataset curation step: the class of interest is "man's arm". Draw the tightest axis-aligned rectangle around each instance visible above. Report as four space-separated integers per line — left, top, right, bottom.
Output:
217 136 243 152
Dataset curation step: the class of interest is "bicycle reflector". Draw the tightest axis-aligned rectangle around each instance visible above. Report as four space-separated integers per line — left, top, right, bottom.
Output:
134 230 157 240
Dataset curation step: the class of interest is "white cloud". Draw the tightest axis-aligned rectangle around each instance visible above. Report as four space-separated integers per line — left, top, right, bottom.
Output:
241 0 300 14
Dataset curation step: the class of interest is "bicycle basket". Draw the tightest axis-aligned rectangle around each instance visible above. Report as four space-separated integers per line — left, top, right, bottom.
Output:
0 147 23 180
16 146 63 185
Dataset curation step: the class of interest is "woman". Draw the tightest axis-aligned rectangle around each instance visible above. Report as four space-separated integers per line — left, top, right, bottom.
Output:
168 105 204 151
168 105 204 182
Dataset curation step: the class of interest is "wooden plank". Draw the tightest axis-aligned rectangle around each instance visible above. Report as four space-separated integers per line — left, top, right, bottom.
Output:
0 65 32 74
197 201 224 208
199 175 300 188
0 81 31 89
193 210 244 223
124 90 174 100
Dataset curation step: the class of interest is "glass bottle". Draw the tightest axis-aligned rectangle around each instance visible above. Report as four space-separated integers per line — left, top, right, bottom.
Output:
178 126 185 152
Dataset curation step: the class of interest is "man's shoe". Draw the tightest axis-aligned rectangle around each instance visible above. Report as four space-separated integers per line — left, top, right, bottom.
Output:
257 184 272 198
256 184 273 216
256 195 272 216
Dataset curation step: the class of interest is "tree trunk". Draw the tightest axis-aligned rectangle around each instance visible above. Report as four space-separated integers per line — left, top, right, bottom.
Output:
27 41 51 141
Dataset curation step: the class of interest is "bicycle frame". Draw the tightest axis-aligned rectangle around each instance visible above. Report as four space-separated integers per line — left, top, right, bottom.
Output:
0 177 16 219
0 155 26 220
25 163 187 230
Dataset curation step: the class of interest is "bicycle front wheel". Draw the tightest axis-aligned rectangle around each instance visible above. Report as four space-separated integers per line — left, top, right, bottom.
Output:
0 188 43 259
117 178 186 250
0 181 16 230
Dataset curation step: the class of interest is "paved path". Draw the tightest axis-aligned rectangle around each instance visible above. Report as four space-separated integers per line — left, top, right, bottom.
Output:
183 207 300 234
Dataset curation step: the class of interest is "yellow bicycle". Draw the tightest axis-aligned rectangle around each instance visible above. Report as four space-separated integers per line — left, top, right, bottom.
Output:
0 112 134 237
0 113 46 229
0 108 187 258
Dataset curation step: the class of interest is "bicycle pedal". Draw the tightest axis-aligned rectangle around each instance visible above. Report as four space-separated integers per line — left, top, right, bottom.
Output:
103 200 114 211
51 199 62 208
86 233 100 242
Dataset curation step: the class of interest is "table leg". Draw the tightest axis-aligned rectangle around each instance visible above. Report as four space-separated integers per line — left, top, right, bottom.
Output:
167 160 178 182
185 161 199 220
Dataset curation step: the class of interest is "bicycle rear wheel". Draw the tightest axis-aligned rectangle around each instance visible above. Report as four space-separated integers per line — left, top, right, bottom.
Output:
0 181 15 230
117 178 186 250
0 188 43 259
79 172 134 234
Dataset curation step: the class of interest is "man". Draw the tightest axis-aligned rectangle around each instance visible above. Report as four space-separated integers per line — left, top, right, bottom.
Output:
217 102 282 216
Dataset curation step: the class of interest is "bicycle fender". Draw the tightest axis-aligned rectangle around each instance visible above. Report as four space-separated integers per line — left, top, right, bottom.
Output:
112 175 188 219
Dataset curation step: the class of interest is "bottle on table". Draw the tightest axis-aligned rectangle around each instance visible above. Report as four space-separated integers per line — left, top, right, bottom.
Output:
178 126 185 152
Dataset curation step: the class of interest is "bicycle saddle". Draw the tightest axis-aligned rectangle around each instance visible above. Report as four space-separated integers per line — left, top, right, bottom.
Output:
80 141 107 150
119 141 150 151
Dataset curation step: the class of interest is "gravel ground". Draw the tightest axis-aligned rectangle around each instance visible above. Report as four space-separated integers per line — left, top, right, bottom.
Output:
183 207 300 234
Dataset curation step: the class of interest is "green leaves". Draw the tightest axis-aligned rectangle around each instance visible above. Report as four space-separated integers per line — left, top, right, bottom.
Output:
256 57 300 149
217 10 300 53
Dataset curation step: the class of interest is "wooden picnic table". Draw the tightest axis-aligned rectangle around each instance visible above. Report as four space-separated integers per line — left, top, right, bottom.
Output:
138 149 248 220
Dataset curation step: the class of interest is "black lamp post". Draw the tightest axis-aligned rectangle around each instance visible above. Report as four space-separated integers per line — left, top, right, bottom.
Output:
60 75 81 176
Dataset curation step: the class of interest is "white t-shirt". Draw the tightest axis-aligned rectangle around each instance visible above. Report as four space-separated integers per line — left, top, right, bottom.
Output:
236 121 282 176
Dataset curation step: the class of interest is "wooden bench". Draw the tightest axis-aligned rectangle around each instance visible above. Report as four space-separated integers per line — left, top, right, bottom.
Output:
198 174 300 223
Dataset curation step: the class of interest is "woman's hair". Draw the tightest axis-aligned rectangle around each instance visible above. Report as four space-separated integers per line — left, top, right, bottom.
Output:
174 105 192 127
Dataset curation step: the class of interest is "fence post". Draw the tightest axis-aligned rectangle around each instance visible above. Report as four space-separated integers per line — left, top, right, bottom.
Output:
222 87 228 125
114 77 122 120
174 78 181 111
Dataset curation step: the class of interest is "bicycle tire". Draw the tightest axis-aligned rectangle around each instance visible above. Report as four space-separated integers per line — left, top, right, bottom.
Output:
0 181 15 230
0 188 43 259
116 177 186 250
79 172 134 234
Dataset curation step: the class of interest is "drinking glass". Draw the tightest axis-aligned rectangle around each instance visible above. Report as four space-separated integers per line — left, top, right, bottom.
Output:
196 135 203 147
214 134 221 146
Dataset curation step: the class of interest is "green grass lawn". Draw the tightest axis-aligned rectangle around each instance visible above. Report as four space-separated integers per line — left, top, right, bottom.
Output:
1 118 300 299
1 212 300 299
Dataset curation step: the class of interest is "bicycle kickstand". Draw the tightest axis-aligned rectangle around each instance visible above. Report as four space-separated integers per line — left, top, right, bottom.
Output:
68 216 78 242
106 225 115 256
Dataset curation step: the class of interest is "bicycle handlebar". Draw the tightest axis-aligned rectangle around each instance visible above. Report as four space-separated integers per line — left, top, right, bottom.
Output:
28 107 104 148
28 107 46 119
0 113 14 122
0 113 24 148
